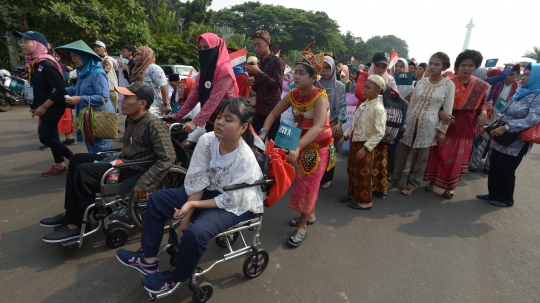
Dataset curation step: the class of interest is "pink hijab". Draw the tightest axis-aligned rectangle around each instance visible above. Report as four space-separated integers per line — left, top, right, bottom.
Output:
196 33 238 96
368 63 398 92
26 40 63 76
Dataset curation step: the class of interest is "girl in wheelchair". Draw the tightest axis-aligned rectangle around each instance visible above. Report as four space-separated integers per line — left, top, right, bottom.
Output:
116 97 264 294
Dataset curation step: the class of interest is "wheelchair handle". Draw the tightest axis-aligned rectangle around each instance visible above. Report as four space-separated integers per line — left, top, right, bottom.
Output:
223 179 276 191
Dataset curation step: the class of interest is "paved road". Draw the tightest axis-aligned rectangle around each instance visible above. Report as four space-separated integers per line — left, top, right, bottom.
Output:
1 105 540 303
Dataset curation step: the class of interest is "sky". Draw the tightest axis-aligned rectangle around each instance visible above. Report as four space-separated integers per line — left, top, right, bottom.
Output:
211 0 540 67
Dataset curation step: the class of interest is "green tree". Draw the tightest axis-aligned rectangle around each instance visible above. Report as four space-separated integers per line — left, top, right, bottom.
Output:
179 0 214 29
213 2 345 56
523 46 540 63
366 35 409 59
338 31 375 65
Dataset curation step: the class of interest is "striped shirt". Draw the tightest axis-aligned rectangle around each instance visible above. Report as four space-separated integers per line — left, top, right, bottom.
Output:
120 112 175 192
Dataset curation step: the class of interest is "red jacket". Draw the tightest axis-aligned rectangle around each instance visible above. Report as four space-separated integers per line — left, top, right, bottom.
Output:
354 71 369 109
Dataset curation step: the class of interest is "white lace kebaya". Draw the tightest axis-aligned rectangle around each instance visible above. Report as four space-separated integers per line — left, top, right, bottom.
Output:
184 132 264 216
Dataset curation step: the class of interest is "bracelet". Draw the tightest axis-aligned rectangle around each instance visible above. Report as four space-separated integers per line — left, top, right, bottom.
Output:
161 103 169 106
41 105 49 110
259 127 268 136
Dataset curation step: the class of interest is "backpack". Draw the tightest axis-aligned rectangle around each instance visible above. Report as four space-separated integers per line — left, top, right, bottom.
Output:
381 87 408 145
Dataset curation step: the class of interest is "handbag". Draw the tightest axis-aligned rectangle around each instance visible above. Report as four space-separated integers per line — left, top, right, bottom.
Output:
521 123 540 144
380 87 408 144
92 95 119 139
485 118 519 146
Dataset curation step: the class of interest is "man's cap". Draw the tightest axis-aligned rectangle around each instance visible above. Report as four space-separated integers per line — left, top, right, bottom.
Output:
115 82 154 106
408 61 417 67
94 40 106 48
12 30 49 48
372 51 390 66
168 73 180 82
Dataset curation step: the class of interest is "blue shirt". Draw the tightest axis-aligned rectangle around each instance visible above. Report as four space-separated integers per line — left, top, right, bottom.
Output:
66 72 114 154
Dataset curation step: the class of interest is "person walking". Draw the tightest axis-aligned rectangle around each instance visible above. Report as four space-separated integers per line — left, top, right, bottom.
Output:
13 30 73 176
56 40 115 154
477 63 540 207
258 42 332 247
93 41 119 112
245 30 285 141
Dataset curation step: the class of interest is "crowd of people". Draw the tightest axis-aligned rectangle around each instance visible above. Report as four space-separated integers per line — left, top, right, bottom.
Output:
13 27 540 296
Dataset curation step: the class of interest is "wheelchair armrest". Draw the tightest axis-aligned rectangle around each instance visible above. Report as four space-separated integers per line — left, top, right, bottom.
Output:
223 179 275 191
114 160 155 168
98 148 123 154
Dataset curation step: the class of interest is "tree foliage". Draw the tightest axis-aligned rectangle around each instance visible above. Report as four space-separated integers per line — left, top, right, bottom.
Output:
339 31 375 65
213 2 345 55
523 46 540 63
179 0 214 29
366 35 409 59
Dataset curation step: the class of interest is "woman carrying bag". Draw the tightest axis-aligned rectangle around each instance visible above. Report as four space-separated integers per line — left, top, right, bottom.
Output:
56 40 114 154
477 63 540 207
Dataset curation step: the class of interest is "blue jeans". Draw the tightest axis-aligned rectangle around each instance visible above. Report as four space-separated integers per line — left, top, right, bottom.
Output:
141 187 254 282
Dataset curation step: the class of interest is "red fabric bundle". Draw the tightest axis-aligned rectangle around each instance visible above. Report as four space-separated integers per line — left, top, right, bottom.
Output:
263 140 295 208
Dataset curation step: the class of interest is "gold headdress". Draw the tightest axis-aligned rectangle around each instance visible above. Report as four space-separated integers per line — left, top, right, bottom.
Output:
296 42 325 75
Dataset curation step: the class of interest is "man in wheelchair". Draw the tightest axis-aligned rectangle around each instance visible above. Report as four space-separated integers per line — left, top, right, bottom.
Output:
116 98 264 294
41 82 176 243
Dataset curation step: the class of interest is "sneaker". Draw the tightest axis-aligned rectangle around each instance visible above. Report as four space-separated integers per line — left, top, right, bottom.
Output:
40 213 64 227
321 181 331 189
62 138 75 145
43 225 80 243
469 166 478 173
116 248 159 275
39 145 50 150
142 268 181 294
42 165 68 177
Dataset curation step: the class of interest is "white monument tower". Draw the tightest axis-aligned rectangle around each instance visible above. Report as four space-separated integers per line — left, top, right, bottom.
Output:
462 18 475 51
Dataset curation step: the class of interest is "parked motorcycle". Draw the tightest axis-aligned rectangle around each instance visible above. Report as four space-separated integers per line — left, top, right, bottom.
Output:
0 68 26 112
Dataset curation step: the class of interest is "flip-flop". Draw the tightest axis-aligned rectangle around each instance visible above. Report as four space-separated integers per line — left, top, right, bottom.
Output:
288 217 315 227
443 190 454 199
287 230 307 247
401 186 414 196
424 183 434 192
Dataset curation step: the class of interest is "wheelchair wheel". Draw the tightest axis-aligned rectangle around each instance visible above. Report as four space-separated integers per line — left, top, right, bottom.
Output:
214 232 240 248
192 282 213 303
242 249 269 279
128 166 187 230
106 228 128 248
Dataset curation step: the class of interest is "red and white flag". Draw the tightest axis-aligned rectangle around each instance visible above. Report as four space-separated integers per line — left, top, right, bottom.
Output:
284 64 291 74
229 48 247 67
276 50 281 57
187 67 194 78
351 56 355 62
388 49 399 70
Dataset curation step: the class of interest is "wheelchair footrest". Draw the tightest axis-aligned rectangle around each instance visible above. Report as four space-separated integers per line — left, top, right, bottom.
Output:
59 239 80 249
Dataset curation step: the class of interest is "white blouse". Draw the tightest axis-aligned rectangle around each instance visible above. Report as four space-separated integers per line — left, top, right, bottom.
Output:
184 132 264 216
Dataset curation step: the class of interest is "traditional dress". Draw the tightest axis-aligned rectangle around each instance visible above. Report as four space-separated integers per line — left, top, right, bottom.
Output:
424 75 489 190
343 80 387 203
287 87 334 214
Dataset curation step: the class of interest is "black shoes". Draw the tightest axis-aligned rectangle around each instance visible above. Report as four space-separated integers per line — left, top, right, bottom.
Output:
42 225 80 243
62 138 75 145
339 195 353 203
347 203 372 210
40 213 64 227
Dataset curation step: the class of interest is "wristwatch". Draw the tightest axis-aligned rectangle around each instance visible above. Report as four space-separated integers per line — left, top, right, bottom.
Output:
504 124 510 131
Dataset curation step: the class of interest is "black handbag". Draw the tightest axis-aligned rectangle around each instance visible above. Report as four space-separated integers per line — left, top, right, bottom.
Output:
485 118 519 146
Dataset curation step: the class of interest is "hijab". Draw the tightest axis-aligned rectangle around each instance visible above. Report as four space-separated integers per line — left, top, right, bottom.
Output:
69 50 105 79
130 46 156 83
340 65 350 84
27 40 63 77
316 56 343 117
179 77 195 105
395 58 414 98
513 63 540 100
368 62 398 92
196 33 238 105
473 67 487 79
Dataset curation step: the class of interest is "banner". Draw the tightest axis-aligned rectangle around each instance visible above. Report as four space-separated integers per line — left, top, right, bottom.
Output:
394 72 413 85
274 121 301 150
485 59 498 68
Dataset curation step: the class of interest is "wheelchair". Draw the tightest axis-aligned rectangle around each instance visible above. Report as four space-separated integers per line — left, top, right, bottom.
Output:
143 149 276 302
57 121 192 249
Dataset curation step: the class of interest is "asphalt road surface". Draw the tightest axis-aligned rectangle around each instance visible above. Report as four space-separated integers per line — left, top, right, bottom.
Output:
1 105 540 303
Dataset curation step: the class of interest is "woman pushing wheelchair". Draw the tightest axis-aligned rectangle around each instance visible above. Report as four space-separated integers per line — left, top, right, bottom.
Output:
116 98 264 294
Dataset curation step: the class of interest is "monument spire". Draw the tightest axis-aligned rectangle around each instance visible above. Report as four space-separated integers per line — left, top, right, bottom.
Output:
462 18 475 51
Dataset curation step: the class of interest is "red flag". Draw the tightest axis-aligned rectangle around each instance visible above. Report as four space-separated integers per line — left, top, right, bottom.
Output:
388 49 399 70
229 48 247 67
276 50 281 57
187 67 194 78
351 56 355 62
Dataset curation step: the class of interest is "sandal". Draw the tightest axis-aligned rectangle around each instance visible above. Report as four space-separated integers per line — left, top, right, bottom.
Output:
424 182 434 192
387 182 396 189
373 191 387 199
443 190 454 199
288 217 315 227
287 230 307 247
401 186 414 196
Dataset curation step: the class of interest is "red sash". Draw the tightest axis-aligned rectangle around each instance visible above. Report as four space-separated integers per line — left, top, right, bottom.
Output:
450 75 489 110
